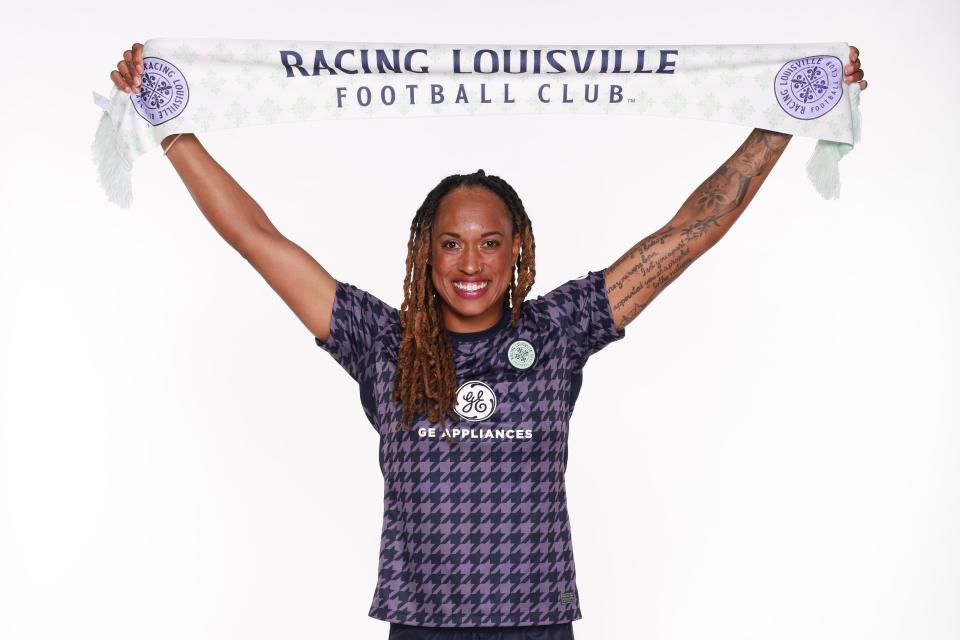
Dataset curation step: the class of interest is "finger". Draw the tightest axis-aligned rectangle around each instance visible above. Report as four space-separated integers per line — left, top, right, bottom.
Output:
123 49 140 91
844 59 861 75
116 59 132 85
116 61 138 93
132 42 144 73
849 45 859 62
122 50 141 92
844 69 865 84
859 80 868 91
110 69 132 93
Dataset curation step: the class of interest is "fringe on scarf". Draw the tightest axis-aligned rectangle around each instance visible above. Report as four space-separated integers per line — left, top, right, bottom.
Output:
91 93 133 209
806 83 862 199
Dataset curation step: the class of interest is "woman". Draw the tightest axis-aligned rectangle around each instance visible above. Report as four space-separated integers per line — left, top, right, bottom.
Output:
109 43 867 640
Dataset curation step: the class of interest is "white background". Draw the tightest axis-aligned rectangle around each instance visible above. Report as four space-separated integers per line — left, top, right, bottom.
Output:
1 1 958 639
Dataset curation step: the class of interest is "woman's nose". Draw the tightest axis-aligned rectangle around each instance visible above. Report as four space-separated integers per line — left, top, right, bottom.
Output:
459 245 482 274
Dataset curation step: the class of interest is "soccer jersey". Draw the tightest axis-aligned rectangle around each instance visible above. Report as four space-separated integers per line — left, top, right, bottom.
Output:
314 270 625 627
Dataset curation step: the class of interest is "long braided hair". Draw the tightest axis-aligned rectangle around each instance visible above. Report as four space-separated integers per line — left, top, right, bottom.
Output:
391 169 536 441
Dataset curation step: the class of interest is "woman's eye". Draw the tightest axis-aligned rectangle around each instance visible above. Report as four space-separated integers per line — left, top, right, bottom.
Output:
484 240 500 248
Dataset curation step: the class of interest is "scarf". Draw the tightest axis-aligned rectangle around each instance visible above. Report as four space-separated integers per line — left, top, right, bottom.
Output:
91 39 862 208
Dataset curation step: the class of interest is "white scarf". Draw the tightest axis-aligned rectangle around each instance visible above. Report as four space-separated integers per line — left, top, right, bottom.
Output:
91 39 862 207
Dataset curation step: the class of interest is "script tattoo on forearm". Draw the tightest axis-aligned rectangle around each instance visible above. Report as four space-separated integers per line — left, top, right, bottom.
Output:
605 128 791 329
605 224 691 326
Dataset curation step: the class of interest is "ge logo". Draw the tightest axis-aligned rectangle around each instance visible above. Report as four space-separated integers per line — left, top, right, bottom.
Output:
454 380 497 421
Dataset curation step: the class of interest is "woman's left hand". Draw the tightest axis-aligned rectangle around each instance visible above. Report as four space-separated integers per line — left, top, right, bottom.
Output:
845 45 867 90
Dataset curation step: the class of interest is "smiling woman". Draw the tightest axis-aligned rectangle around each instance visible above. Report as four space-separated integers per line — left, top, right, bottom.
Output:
393 170 536 439
304 167 620 637
430 185 523 331
102 38 868 640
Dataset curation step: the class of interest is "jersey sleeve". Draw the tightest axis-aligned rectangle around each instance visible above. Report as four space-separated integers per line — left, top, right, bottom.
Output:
534 269 625 370
314 280 399 385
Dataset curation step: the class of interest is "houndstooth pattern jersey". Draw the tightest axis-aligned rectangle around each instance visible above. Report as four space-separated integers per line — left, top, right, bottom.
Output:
315 270 625 627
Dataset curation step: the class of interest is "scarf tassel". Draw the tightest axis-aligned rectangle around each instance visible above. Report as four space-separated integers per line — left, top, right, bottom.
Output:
805 83 862 200
90 94 133 209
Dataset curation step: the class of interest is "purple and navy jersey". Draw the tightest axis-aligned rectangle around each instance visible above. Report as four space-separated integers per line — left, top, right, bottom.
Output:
315 270 625 627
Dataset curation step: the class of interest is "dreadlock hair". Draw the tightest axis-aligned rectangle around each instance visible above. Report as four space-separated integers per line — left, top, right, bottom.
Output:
391 169 536 443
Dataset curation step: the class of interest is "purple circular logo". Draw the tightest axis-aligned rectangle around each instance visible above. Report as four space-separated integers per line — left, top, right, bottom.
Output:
130 56 190 125
774 55 843 120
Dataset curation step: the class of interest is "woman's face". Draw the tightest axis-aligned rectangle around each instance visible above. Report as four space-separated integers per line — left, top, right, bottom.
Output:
429 185 521 333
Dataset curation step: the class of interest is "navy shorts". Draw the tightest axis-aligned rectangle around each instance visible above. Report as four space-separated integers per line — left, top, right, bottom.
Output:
388 622 575 640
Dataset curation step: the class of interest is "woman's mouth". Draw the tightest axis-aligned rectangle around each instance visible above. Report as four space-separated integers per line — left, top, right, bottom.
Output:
452 280 490 299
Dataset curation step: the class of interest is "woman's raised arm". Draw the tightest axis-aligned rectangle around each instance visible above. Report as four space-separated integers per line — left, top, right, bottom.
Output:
111 43 337 341
603 45 867 331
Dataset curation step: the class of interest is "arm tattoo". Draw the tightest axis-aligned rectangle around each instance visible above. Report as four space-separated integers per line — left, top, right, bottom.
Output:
604 128 792 330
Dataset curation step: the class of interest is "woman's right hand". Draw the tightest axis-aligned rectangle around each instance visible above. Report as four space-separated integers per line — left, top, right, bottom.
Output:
104 42 336 342
110 43 144 94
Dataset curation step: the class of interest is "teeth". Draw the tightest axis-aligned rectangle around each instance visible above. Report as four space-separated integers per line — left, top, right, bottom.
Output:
454 281 488 292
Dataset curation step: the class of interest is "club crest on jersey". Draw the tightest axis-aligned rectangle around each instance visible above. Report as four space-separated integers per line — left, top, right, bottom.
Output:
454 380 497 421
507 339 536 370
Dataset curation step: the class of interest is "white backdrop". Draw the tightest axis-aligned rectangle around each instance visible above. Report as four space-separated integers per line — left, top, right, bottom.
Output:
1 1 957 639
